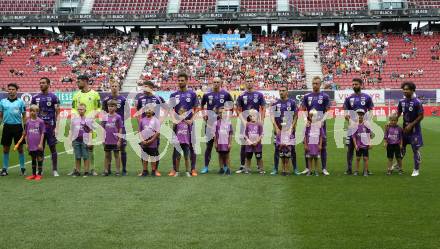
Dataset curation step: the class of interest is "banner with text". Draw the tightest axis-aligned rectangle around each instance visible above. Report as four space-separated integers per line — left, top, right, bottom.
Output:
202 34 252 50
334 90 385 104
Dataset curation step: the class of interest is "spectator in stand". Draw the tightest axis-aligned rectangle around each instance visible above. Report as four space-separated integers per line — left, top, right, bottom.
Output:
141 39 147 52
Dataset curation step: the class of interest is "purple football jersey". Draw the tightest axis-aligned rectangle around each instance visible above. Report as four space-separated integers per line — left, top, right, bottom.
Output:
343 92 374 121
139 116 161 148
31 93 59 132
136 94 166 118
276 131 295 146
175 121 191 145
215 120 233 152
102 113 123 145
71 117 93 143
301 92 330 113
102 95 127 124
236 90 266 112
343 92 374 112
354 123 371 149
201 89 233 111
385 125 403 145
301 92 330 133
245 122 263 153
304 125 324 156
26 118 45 151
169 90 199 120
271 98 298 128
398 97 424 135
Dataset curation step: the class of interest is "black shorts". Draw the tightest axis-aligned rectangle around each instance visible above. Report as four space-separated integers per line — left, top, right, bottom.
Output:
142 147 159 157
29 150 44 158
278 146 291 158
104 144 120 152
279 150 291 158
246 152 262 160
173 144 190 159
217 151 230 156
1 124 25 147
387 144 402 159
356 148 369 158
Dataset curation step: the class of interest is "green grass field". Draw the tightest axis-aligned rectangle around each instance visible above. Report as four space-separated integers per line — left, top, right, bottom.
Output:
0 117 439 249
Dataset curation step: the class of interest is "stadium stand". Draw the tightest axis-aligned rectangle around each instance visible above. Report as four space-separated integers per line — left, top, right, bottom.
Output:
3 0 436 16
318 33 440 89
92 0 168 14
407 0 440 9
0 0 55 14
139 34 305 91
179 0 217 13
318 33 388 89
386 33 440 89
290 0 368 12
240 0 277 12
0 36 137 92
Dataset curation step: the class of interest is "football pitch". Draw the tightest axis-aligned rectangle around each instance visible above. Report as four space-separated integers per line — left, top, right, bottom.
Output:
0 117 439 249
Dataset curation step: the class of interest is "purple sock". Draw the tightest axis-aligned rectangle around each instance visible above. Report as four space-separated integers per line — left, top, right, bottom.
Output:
413 146 421 170
172 148 178 171
190 145 196 170
204 139 214 167
291 146 297 170
347 143 354 171
304 152 308 169
273 145 279 171
50 145 58 171
321 147 327 170
240 145 246 166
121 150 127 172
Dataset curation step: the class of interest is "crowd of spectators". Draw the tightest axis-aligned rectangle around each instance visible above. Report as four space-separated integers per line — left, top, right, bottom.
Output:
0 35 137 92
139 33 306 90
63 36 138 91
318 33 388 89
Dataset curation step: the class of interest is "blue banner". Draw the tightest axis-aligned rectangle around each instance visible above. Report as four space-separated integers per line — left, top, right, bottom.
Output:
202 34 252 50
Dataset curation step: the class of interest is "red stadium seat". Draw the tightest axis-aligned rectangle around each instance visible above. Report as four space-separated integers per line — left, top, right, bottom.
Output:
91 0 168 14
407 0 440 9
179 0 216 13
0 37 137 92
290 0 368 12
319 33 440 89
0 0 55 14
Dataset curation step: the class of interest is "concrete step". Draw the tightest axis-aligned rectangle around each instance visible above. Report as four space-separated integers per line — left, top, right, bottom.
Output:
122 45 150 92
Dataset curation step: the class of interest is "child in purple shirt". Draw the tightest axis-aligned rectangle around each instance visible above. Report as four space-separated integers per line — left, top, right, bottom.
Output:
244 110 264 174
25 105 45 180
384 114 403 175
214 107 233 175
172 107 192 177
138 106 161 177
352 110 372 176
101 100 123 176
304 111 324 176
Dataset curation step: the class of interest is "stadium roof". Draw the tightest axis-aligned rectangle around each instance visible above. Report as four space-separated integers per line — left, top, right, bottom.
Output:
1 9 440 27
